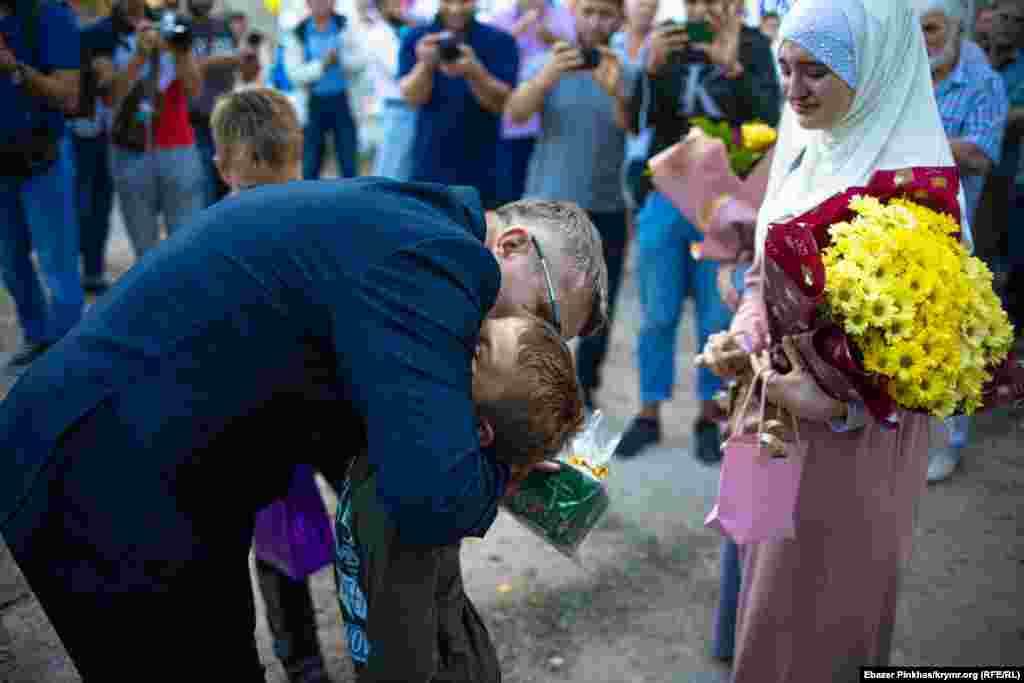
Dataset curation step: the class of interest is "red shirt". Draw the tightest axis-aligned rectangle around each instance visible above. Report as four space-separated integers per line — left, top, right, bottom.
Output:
153 79 195 149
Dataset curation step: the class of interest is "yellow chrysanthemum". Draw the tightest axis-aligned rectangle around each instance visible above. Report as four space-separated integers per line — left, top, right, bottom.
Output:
740 122 777 152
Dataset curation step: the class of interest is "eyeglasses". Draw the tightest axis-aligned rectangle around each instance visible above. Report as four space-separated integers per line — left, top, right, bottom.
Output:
531 236 562 336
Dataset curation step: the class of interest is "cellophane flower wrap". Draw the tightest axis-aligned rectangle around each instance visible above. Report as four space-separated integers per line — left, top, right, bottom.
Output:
501 411 621 563
762 166 1024 425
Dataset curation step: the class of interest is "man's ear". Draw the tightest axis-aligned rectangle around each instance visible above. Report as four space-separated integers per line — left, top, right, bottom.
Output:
477 416 496 448
495 226 532 260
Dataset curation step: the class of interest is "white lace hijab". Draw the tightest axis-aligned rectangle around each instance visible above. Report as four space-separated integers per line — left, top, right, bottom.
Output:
755 0 969 257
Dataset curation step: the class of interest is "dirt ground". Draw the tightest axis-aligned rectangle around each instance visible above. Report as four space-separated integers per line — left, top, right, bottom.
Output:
1 204 1022 683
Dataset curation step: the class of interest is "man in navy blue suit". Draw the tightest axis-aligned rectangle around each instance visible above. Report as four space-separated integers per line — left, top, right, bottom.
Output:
0 178 606 680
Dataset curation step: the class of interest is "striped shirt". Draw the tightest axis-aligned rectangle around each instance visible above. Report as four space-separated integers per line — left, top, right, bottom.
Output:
934 40 1009 224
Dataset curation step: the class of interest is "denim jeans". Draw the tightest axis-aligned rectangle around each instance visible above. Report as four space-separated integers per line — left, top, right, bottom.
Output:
303 92 358 180
0 135 84 344
494 136 535 204
192 118 230 208
109 144 205 260
634 191 732 404
577 210 628 392
371 99 416 181
712 538 741 660
71 132 114 280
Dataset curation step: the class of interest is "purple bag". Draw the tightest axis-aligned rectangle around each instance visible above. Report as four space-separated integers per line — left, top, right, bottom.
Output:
253 464 334 581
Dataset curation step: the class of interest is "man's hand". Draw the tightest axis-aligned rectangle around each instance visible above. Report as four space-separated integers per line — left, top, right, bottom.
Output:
439 42 482 79
646 22 689 75
137 25 162 55
751 337 847 423
538 41 584 87
694 0 743 76
415 31 444 68
591 45 625 99
511 7 541 36
503 460 561 498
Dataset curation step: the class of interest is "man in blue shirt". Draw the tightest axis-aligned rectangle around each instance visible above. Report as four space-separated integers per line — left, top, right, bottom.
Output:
284 0 366 179
0 178 607 679
0 0 84 374
399 0 519 209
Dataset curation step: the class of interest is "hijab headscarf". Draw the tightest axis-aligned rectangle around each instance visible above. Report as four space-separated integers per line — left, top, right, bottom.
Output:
755 0 969 256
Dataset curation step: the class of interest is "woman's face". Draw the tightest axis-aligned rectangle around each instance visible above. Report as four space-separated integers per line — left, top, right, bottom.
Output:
778 41 855 131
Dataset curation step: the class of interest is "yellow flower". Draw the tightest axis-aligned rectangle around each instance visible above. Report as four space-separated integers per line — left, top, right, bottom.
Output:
843 308 870 338
890 340 928 385
865 292 898 328
740 122 777 152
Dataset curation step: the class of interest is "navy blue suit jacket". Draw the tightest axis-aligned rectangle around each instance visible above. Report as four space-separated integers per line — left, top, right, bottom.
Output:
0 178 508 547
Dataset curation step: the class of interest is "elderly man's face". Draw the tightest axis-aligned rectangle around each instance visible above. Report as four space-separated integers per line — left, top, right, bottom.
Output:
921 9 959 71
976 8 994 36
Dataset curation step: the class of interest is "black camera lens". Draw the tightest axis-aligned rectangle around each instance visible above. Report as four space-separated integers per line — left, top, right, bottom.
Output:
247 31 264 47
438 37 462 63
579 47 601 70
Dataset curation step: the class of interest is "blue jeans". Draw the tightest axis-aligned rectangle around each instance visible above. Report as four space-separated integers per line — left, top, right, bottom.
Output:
109 144 205 260
304 92 358 180
193 118 230 208
577 210 628 391
712 538 741 660
71 132 114 280
371 100 416 181
635 191 731 404
0 135 84 344
494 137 535 204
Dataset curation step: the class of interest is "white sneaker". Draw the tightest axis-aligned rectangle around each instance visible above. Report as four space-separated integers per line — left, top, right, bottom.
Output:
927 447 962 483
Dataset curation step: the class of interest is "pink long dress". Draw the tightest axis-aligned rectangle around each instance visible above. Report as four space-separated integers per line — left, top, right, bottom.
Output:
728 256 932 682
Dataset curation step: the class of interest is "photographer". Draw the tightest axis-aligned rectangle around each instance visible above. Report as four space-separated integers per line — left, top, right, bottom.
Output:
399 0 519 209
188 0 241 206
505 0 628 412
0 0 85 374
71 0 146 295
613 0 781 461
106 9 204 260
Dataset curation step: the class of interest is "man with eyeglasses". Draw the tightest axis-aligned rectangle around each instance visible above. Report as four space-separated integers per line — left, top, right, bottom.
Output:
0 179 606 680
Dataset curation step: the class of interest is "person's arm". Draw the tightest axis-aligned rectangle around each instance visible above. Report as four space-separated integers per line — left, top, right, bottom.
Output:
504 49 562 123
346 239 510 547
282 29 326 88
10 3 81 113
398 30 438 106
446 39 516 114
462 52 513 114
950 75 1008 177
172 44 202 100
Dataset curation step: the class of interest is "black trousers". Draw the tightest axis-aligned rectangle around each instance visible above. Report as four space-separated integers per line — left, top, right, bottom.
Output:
2 398 276 681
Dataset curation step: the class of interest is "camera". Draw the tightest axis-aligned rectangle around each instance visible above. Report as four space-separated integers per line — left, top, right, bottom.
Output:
247 31 264 48
438 34 462 63
578 46 601 70
159 11 194 49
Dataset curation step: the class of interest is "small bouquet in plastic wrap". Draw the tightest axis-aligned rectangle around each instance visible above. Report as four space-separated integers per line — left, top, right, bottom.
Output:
501 411 622 563
648 118 776 311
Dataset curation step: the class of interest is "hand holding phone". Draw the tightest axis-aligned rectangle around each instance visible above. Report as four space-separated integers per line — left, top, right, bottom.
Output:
646 20 690 75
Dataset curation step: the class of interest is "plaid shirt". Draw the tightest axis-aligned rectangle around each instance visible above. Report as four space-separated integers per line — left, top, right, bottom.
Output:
935 40 1009 224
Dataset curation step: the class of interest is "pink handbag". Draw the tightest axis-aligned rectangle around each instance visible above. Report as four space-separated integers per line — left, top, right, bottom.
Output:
705 371 807 545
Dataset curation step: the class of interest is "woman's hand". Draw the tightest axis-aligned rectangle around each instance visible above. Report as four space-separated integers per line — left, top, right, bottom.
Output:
697 331 754 379
751 336 848 423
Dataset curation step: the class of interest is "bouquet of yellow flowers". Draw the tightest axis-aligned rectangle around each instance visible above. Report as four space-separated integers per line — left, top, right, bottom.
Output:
761 167 1023 425
688 117 777 178
821 196 1014 417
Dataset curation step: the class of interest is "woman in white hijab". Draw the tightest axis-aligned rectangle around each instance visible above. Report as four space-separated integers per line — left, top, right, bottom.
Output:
702 0 966 679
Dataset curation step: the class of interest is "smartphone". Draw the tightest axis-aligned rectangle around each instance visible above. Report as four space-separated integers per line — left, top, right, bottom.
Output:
686 20 715 44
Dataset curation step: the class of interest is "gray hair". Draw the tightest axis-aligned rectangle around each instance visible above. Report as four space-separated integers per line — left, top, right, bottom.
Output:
919 0 964 23
493 199 609 335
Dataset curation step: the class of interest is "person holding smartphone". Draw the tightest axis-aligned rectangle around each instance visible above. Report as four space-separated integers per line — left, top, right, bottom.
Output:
612 0 781 463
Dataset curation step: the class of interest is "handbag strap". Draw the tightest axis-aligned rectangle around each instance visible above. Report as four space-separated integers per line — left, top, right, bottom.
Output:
730 367 768 438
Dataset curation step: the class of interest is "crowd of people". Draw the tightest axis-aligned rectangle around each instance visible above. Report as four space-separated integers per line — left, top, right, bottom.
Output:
1 0 1023 681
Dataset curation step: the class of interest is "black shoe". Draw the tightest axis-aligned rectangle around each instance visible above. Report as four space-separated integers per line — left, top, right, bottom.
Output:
82 275 111 296
615 416 661 459
692 419 723 465
5 342 52 373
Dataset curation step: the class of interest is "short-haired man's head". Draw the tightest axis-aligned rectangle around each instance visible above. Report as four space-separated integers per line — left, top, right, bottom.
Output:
491 200 609 340
920 0 963 70
210 88 302 190
574 0 625 48
473 316 584 467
